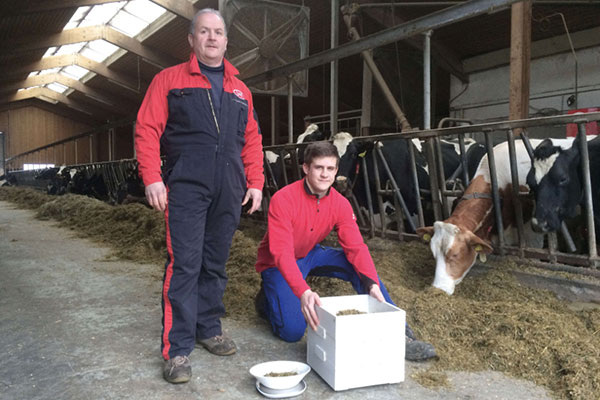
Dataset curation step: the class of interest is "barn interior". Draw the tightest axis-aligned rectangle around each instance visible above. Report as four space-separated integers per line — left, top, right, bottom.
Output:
2 1 600 399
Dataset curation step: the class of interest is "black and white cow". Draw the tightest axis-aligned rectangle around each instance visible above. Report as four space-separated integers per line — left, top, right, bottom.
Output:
527 134 600 238
265 124 325 190
333 132 423 231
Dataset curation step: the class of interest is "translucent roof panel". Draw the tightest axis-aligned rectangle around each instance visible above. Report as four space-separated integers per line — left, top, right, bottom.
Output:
62 65 90 80
110 10 147 37
54 42 86 56
79 2 126 27
125 0 167 24
81 40 120 62
47 82 69 94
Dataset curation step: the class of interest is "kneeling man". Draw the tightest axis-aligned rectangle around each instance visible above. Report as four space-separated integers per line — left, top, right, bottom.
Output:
254 141 436 361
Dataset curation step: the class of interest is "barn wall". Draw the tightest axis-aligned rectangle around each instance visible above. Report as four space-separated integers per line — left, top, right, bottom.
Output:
0 106 91 169
449 45 600 137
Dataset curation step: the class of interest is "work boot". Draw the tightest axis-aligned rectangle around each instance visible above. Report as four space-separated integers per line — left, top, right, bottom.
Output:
255 285 267 320
405 325 437 362
163 355 191 384
197 333 237 356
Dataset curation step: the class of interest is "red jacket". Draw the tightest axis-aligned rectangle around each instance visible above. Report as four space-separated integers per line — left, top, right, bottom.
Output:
135 53 264 190
255 179 379 298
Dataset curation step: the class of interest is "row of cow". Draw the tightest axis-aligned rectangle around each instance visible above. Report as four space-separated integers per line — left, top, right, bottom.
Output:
265 124 598 296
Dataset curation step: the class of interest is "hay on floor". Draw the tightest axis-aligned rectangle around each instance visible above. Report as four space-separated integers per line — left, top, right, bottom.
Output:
2 186 599 399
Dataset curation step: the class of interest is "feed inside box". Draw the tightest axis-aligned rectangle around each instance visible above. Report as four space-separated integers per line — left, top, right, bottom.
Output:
307 294 405 391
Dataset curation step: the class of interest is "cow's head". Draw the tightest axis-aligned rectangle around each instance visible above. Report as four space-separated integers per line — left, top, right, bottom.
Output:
526 138 583 233
417 221 493 295
332 132 372 196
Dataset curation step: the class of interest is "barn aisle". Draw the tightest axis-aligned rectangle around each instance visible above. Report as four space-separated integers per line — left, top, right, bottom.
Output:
0 200 552 400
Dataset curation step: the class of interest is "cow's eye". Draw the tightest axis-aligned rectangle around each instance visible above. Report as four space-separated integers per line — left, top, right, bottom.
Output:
558 176 569 186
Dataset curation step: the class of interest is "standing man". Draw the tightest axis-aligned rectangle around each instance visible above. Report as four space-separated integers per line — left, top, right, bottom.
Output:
255 141 436 362
135 8 264 384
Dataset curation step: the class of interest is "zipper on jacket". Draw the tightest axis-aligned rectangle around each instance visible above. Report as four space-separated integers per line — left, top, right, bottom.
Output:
206 89 220 135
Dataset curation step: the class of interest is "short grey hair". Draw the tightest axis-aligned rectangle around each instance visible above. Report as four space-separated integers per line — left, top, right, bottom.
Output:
189 8 227 36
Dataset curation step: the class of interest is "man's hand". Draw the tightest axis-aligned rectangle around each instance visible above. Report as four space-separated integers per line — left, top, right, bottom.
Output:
369 284 385 302
242 187 263 214
145 181 167 212
300 289 321 331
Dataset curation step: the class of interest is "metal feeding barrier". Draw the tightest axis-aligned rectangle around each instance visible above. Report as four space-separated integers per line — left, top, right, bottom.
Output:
260 112 600 275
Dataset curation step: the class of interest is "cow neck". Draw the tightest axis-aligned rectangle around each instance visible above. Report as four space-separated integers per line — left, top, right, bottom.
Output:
447 175 494 238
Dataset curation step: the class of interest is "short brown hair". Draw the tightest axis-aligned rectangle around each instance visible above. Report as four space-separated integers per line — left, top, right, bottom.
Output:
303 141 340 166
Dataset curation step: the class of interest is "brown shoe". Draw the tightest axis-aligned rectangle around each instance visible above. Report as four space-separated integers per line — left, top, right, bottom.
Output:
163 355 191 384
196 333 237 356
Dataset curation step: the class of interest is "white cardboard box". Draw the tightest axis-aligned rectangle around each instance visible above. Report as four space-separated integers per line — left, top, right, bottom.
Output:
306 294 405 391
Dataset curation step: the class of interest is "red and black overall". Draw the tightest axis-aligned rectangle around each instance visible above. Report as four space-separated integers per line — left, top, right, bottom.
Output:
135 54 263 360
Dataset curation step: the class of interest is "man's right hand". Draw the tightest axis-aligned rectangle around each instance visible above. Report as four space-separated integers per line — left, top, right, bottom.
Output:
145 181 167 211
300 289 321 331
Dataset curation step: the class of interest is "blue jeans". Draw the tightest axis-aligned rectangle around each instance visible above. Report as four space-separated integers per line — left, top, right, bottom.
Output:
261 245 394 342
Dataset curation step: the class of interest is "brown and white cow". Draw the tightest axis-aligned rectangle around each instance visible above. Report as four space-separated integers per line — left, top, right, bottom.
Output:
416 140 546 295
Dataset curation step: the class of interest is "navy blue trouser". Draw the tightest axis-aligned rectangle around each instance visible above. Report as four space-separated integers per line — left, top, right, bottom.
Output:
261 245 394 342
161 152 245 360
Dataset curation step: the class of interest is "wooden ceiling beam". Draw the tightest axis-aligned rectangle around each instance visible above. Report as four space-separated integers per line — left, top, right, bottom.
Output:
3 54 147 96
1 87 106 118
0 74 136 112
0 0 122 16
0 25 180 69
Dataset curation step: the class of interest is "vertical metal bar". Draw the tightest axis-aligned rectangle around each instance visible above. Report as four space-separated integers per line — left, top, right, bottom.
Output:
407 141 424 227
287 77 293 144
75 139 78 165
361 154 376 237
506 129 525 254
458 134 469 186
132 122 136 158
435 137 450 218
330 0 339 136
360 57 372 136
271 97 276 145
376 145 417 233
423 30 432 130
577 122 598 259
89 134 93 163
484 130 505 255
425 138 442 221
371 148 387 238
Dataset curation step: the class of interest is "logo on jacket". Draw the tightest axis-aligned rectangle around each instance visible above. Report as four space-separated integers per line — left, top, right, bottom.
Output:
233 89 245 100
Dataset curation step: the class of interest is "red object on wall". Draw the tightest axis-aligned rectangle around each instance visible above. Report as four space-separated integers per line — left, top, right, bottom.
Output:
566 108 600 137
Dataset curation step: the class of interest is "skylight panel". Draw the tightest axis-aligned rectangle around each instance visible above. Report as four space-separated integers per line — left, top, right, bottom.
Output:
125 0 166 24
62 65 90 80
110 10 147 37
81 39 119 62
81 2 126 26
47 82 69 94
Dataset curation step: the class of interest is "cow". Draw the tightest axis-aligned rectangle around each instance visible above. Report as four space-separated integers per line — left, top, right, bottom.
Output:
527 134 600 239
264 124 325 191
333 132 423 232
416 140 546 295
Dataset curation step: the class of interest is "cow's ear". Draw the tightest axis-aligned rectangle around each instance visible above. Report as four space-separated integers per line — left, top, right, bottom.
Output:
467 231 493 254
416 226 434 242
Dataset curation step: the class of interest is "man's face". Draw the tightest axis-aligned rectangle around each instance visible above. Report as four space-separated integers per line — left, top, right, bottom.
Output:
303 156 338 196
187 12 227 67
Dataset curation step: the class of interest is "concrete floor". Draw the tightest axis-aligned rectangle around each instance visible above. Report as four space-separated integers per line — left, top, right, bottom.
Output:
0 200 553 400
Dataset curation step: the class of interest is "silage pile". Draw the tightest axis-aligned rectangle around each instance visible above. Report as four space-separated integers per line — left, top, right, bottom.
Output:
1 186 599 399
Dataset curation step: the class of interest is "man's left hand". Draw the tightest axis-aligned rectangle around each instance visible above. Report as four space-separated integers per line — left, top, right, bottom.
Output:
369 284 385 302
242 188 263 214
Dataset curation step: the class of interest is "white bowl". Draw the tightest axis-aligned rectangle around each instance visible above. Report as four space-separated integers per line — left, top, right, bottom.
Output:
249 360 311 390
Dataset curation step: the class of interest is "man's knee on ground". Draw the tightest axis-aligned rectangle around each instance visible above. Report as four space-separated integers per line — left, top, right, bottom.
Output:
276 320 306 343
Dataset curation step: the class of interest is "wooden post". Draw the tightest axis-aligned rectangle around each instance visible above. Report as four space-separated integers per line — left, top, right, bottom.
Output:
509 1 532 135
